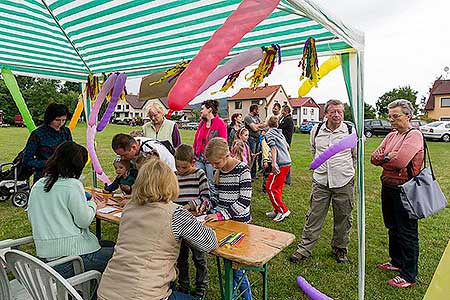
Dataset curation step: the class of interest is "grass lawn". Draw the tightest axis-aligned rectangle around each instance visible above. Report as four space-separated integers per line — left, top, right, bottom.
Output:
1 123 449 300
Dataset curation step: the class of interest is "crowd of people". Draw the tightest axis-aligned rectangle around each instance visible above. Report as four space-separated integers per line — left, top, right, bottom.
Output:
21 97 424 300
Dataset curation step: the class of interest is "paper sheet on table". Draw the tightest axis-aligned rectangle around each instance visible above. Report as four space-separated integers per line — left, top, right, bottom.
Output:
97 207 118 214
113 193 124 197
196 214 207 223
113 212 122 218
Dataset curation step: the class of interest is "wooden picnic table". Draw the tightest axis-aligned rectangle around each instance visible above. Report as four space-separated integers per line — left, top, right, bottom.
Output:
90 191 295 300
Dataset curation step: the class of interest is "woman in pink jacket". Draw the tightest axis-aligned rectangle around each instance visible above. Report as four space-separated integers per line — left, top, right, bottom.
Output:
193 100 227 195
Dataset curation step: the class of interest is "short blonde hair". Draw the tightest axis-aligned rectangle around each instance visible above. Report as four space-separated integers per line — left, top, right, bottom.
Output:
205 137 229 162
131 159 178 205
267 116 278 128
147 102 165 117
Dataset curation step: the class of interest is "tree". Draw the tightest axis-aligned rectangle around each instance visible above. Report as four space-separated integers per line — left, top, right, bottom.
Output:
376 86 419 117
343 102 376 122
189 110 201 122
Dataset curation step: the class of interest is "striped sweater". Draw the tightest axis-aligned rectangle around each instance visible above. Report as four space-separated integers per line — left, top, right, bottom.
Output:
175 168 210 207
210 162 252 223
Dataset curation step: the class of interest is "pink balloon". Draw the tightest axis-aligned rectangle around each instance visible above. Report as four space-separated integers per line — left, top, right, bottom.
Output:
88 73 117 127
310 131 357 170
97 73 127 131
167 0 280 111
86 124 111 185
297 276 332 300
195 47 263 97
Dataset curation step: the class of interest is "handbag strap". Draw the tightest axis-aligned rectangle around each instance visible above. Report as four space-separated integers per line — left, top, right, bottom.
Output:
406 129 434 180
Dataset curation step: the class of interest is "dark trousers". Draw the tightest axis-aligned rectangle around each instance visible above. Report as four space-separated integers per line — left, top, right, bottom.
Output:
381 185 419 283
177 240 208 295
248 136 261 178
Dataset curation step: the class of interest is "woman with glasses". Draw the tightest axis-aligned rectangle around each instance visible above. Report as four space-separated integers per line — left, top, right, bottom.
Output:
23 103 72 183
143 102 181 148
370 99 424 288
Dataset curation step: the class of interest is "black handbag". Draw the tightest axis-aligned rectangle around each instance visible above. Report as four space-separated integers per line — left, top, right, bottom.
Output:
400 138 448 219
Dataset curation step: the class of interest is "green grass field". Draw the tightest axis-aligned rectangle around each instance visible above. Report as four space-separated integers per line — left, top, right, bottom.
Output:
1 124 449 300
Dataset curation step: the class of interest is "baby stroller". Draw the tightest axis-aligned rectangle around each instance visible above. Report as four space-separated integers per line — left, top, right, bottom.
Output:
0 150 32 208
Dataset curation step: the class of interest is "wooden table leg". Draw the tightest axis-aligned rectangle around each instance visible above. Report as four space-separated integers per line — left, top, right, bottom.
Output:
224 259 234 300
216 256 225 300
262 263 268 300
95 217 101 240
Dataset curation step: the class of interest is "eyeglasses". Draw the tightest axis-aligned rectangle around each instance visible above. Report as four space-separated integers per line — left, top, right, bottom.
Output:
388 113 406 120
327 110 343 115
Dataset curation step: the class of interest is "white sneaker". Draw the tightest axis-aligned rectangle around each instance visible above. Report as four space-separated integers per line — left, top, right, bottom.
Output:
273 213 285 222
265 211 277 218
283 210 291 218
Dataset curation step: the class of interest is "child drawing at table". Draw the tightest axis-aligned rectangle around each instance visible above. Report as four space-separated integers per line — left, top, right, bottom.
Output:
203 137 253 300
174 144 210 299
104 158 137 195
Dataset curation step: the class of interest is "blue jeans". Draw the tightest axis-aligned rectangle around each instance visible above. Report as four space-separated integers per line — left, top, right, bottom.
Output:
233 269 252 300
195 154 216 196
169 283 195 300
52 240 115 278
248 136 261 178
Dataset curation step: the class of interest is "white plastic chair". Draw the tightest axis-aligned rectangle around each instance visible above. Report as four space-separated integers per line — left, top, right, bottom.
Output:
4 249 101 300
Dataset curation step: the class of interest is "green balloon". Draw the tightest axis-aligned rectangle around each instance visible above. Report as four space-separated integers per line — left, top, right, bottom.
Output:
1 67 36 132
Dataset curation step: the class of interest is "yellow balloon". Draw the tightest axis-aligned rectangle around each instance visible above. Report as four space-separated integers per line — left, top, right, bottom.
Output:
298 55 341 97
68 96 84 131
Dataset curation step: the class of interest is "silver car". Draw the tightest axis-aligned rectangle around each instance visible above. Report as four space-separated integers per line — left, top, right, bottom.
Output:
420 121 450 142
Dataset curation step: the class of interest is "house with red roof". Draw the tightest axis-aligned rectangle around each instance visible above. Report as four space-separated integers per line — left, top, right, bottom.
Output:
424 79 450 121
288 96 320 126
114 95 193 123
228 84 292 120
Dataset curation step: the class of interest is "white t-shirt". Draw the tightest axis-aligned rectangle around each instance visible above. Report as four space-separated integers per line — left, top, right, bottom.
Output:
135 137 176 171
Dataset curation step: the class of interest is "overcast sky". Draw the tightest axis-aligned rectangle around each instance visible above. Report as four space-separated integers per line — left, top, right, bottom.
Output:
127 0 450 107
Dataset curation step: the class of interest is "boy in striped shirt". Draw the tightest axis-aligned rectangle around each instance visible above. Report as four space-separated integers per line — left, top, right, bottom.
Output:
174 144 210 300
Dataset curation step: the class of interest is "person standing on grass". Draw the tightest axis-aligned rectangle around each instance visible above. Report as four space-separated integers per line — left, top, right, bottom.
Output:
193 100 227 195
143 102 181 148
23 103 72 183
202 138 252 300
264 116 291 222
278 105 294 185
174 144 210 300
244 104 265 179
370 99 424 288
227 112 243 149
290 99 356 264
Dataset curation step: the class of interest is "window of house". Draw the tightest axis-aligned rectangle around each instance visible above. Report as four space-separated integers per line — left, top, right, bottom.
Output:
303 108 307 114
235 101 242 109
310 109 314 115
251 100 260 105
441 98 450 107
126 104 130 110
292 109 297 115
124 112 129 117
117 104 121 110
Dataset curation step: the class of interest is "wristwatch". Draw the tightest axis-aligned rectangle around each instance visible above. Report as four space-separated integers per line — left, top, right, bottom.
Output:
383 154 390 162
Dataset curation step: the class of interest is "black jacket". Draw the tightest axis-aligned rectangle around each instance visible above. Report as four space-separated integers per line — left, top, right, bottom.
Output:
278 114 294 146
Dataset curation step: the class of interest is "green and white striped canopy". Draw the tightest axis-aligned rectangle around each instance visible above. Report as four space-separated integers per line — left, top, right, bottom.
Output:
0 0 362 82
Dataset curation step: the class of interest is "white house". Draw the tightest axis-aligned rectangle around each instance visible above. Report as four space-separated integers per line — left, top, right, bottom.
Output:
288 97 320 126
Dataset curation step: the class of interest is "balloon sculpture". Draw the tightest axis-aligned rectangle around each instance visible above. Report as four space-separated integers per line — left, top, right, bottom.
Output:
195 47 263 96
86 72 127 185
298 55 341 96
297 276 333 300
310 131 357 170
1 67 37 132
68 95 84 131
167 0 280 113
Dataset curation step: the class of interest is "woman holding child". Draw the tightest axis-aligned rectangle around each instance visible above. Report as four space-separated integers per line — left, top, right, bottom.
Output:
98 159 217 300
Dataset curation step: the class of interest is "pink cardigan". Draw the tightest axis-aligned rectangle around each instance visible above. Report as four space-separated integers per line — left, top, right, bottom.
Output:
193 115 227 157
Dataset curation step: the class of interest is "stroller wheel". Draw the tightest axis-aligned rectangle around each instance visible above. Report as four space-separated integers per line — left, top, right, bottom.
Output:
12 191 28 208
0 194 10 202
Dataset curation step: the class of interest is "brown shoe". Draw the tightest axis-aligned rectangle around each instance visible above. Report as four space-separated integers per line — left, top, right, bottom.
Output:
333 247 349 263
289 251 307 263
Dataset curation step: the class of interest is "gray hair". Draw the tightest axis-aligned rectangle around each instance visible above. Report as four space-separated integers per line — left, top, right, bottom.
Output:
388 99 414 117
324 99 343 112
148 102 165 116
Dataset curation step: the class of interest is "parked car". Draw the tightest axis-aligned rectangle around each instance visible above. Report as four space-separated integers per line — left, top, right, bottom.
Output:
420 121 450 142
299 121 320 134
411 120 428 129
364 119 391 137
183 122 199 130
